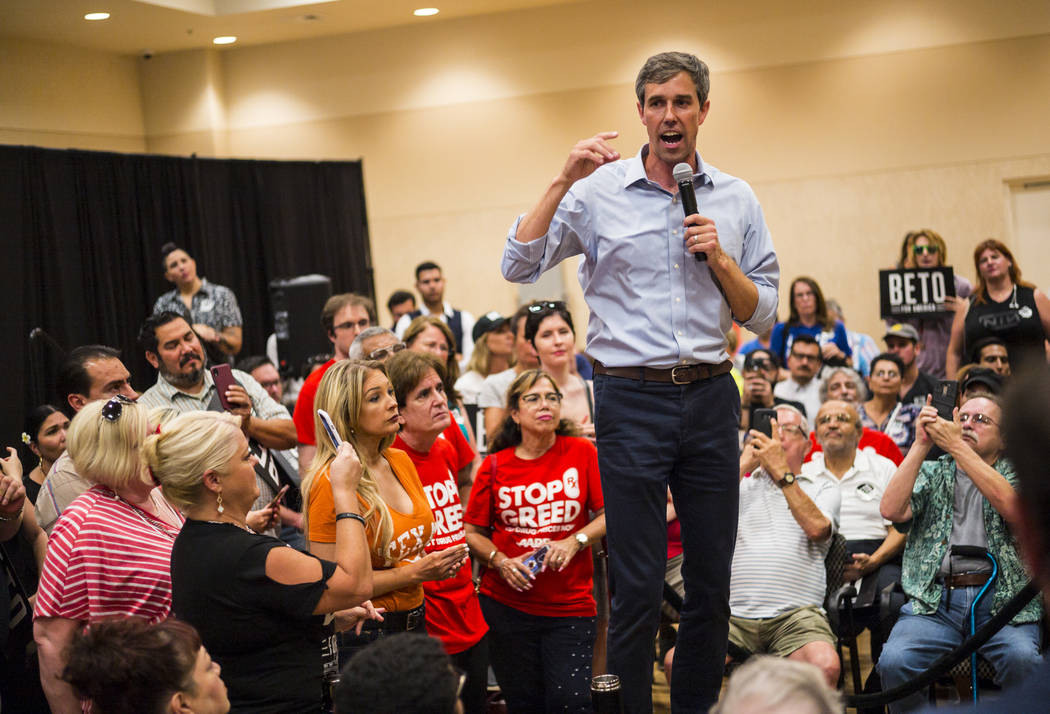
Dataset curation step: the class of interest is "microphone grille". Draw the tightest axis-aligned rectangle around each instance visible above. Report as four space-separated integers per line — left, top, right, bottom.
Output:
672 163 693 183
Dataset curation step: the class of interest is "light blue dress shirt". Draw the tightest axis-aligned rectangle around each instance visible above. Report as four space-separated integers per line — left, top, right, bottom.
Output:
502 147 780 368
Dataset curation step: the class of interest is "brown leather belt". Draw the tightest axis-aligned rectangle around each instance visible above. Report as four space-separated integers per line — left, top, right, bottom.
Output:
940 573 991 589
593 360 733 385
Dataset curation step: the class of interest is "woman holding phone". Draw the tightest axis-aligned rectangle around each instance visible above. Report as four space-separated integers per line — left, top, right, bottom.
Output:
303 360 468 663
464 369 606 713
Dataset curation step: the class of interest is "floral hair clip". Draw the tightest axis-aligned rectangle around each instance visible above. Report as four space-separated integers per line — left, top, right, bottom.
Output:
21 432 32 445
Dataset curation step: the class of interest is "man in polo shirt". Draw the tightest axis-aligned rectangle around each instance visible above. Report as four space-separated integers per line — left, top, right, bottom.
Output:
138 312 294 535
35 345 140 534
884 323 938 407
292 293 375 476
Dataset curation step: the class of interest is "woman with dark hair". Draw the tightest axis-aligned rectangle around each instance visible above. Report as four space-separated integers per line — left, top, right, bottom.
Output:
947 238 1050 375
769 277 851 366
62 618 229 714
888 229 972 378
464 369 605 713
20 405 69 504
860 353 921 452
152 243 243 361
523 301 595 441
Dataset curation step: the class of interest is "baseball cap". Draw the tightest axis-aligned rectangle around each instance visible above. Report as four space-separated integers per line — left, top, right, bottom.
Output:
960 367 1004 396
472 311 509 342
883 323 920 343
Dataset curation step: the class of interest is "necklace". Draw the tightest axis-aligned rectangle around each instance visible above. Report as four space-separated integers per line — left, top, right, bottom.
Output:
205 518 254 534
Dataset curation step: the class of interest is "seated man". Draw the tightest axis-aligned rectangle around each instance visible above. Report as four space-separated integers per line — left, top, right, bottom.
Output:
802 400 903 665
879 395 1043 713
807 367 903 465
724 405 842 685
774 335 824 421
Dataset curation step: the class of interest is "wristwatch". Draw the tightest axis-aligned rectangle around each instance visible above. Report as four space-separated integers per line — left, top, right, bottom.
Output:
574 532 590 547
778 472 796 488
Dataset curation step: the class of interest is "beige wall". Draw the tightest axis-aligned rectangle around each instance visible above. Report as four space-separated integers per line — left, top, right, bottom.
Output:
4 1 1050 348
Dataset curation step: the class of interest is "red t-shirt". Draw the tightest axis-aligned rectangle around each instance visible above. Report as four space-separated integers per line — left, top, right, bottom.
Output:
806 427 904 465
292 358 337 446
393 434 487 654
440 420 474 468
464 436 603 618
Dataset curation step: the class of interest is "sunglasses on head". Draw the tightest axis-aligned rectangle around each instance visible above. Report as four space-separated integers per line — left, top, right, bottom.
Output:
913 245 939 255
101 394 136 422
527 301 566 313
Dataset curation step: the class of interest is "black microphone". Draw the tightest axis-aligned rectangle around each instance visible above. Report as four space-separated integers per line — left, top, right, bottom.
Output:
673 162 705 262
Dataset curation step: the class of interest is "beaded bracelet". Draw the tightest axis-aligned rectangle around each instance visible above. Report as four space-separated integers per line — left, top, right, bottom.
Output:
335 512 367 526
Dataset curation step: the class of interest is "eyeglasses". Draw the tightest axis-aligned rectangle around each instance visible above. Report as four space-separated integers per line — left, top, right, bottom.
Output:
520 392 562 405
780 425 805 437
333 318 370 332
790 352 821 363
913 245 940 255
368 342 407 361
872 370 900 379
101 394 135 422
527 301 566 313
959 413 997 427
817 413 853 426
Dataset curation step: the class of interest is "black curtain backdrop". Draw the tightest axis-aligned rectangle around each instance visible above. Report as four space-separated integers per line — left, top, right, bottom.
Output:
3 145 373 452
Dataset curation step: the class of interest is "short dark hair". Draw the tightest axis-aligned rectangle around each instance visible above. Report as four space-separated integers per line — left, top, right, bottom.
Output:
335 633 459 714
138 311 188 355
635 51 710 106
62 618 203 714
870 352 905 376
321 293 376 335
970 335 1008 365
56 345 122 403
159 242 186 269
236 355 274 375
387 290 416 312
789 334 820 355
744 349 780 371
524 301 575 346
415 261 442 280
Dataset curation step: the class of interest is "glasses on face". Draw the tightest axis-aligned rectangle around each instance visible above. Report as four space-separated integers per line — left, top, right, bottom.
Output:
790 352 821 363
527 301 566 313
959 412 997 427
333 318 370 332
520 392 562 406
913 245 939 255
872 369 900 379
368 342 407 361
780 425 805 437
101 394 135 422
817 413 853 426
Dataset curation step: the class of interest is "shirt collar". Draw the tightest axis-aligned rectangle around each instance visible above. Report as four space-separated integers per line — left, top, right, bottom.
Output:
623 145 714 190
154 369 211 401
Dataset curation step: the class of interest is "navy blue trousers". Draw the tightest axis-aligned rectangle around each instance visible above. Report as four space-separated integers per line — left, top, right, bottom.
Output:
594 372 740 713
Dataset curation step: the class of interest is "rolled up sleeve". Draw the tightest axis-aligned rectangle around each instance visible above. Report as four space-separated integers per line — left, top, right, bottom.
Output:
737 202 780 334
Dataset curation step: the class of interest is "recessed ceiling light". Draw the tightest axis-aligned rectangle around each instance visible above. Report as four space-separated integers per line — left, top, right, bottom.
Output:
413 8 439 16
84 12 110 21
213 36 237 45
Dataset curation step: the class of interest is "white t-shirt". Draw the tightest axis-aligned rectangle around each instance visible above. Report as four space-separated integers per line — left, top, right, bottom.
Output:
802 449 896 542
477 368 517 409
774 377 822 423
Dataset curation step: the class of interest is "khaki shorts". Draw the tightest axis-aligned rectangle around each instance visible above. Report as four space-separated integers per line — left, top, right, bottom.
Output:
729 606 835 657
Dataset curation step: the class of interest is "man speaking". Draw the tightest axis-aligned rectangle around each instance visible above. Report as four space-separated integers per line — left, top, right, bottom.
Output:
501 52 779 712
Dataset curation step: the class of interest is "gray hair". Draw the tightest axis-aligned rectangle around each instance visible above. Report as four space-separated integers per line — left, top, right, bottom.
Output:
635 52 710 106
348 327 398 361
774 403 809 436
819 367 865 404
711 655 842 714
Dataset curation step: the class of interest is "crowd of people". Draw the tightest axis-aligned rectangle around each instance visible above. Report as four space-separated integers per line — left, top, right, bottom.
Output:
3 50 1049 714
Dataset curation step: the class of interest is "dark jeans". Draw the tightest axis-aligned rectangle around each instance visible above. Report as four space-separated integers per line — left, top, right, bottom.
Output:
480 595 596 714
594 372 739 713
449 634 490 714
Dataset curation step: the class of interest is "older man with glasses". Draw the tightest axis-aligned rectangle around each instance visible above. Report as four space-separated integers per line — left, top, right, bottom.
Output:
879 395 1043 712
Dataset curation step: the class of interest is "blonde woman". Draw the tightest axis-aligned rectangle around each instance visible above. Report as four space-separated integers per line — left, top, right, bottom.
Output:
455 313 515 405
302 360 468 663
34 396 184 714
144 410 373 714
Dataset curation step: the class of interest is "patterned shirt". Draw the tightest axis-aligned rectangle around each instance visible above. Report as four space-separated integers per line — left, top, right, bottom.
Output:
858 401 922 452
898 455 1041 624
35 485 183 623
152 278 243 330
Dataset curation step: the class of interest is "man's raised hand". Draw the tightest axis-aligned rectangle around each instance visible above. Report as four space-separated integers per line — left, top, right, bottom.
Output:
560 132 620 185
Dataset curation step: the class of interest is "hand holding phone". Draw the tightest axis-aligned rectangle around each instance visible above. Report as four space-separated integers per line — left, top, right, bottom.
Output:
522 545 549 576
266 484 290 510
211 364 238 411
753 408 777 438
317 409 343 449
931 380 958 421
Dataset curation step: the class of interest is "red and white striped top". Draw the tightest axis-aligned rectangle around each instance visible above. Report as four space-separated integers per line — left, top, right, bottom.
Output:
35 485 183 624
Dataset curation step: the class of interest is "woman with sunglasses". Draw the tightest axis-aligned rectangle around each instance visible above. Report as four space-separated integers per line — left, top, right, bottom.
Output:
523 302 596 441
144 410 374 713
769 277 851 367
35 397 185 714
303 360 469 665
889 229 973 378
947 238 1050 376
464 369 606 713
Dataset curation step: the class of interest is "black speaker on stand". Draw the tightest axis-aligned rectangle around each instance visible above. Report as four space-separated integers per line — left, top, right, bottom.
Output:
270 275 333 379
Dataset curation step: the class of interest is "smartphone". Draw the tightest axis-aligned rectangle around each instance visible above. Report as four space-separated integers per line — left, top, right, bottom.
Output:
210 364 237 411
317 409 343 449
522 545 549 575
753 408 777 438
266 484 290 510
931 380 958 420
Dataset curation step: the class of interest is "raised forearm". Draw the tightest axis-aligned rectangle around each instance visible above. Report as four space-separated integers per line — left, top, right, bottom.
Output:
882 442 928 522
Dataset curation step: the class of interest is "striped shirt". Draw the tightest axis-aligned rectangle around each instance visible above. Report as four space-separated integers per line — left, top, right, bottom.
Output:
35 485 183 623
729 470 840 619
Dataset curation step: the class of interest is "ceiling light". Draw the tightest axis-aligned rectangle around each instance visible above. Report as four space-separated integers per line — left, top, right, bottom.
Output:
414 8 439 16
84 12 110 21
213 36 237 45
